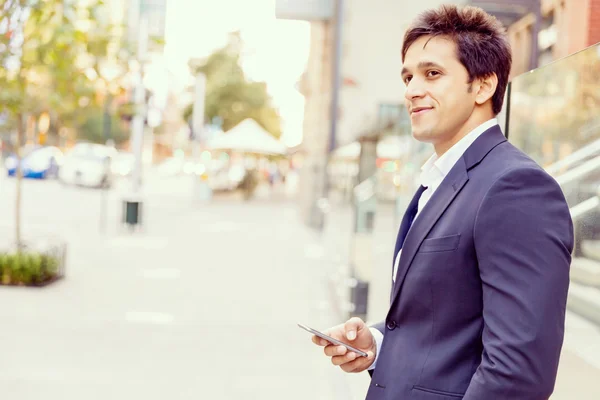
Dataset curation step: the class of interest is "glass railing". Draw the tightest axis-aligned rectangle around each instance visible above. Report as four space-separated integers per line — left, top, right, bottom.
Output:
508 43 600 170
508 41 600 262
508 43 600 198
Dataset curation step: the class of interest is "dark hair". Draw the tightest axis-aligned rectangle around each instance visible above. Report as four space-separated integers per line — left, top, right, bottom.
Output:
402 4 512 115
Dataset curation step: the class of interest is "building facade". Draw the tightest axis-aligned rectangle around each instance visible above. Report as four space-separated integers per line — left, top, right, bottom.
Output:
472 0 600 77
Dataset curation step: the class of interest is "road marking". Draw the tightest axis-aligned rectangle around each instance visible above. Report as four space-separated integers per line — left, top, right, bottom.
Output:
125 311 174 325
195 221 241 233
141 268 181 279
108 237 168 250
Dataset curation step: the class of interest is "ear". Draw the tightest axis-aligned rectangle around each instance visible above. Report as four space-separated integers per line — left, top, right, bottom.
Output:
475 73 498 106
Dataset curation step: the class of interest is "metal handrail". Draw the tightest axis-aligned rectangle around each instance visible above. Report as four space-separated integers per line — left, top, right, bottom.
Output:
546 138 600 176
555 155 600 187
571 196 600 222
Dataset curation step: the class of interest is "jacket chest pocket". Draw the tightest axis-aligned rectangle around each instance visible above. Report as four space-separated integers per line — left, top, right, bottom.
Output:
418 234 461 253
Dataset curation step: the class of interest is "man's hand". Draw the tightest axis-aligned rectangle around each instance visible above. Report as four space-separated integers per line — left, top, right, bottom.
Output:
311 317 376 373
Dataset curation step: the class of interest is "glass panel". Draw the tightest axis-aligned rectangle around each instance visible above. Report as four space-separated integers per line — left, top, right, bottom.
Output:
509 43 600 175
508 42 600 305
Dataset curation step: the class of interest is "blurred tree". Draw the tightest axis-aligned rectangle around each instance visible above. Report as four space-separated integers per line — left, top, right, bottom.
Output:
0 0 127 246
184 32 282 138
77 107 129 145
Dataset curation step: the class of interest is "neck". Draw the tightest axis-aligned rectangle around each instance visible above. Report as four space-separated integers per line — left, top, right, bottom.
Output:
433 112 495 157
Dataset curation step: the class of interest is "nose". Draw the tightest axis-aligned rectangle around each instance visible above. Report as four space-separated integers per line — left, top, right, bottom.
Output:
404 78 426 102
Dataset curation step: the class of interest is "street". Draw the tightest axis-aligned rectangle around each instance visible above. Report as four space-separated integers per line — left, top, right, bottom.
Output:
0 172 599 399
0 173 367 400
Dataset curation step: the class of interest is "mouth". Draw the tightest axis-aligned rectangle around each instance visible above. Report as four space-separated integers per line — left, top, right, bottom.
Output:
411 107 433 115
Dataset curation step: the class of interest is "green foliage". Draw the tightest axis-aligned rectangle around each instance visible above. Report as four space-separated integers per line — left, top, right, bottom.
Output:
77 107 129 145
0 0 131 134
186 32 282 138
0 250 61 285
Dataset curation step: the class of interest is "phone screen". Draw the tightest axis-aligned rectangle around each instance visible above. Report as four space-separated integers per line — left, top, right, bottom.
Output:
298 323 368 357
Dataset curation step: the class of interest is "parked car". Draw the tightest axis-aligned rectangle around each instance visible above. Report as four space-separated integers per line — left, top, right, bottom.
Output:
58 143 117 188
156 156 201 177
112 151 135 177
5 146 64 179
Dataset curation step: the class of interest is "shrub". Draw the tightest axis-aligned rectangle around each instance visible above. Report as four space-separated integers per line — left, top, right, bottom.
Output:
0 250 62 286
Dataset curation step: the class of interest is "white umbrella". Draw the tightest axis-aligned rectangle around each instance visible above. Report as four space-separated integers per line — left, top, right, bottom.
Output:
207 119 287 155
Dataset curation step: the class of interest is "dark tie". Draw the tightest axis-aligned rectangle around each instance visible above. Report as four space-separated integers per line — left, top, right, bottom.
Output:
392 185 427 273
390 185 427 300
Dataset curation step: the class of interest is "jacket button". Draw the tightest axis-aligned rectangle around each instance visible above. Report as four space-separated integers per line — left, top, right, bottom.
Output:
386 320 397 330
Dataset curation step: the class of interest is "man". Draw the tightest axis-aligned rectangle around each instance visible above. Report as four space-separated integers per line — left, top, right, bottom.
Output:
311 5 574 400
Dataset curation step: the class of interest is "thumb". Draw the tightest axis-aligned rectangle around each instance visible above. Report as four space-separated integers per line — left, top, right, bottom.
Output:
344 317 365 341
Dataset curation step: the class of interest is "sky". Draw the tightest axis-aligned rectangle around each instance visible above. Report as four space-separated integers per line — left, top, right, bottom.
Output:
161 0 311 147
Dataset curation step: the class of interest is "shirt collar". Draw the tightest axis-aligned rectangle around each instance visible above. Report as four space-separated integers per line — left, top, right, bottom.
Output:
419 118 498 187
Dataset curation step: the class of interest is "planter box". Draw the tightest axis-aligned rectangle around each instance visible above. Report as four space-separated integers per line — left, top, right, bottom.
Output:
0 239 67 287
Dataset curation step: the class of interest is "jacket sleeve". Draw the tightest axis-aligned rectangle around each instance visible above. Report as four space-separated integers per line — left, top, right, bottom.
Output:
464 167 574 400
368 322 386 377
371 321 385 335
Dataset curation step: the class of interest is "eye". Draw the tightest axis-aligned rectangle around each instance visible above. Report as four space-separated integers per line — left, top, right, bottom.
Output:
403 75 412 84
427 70 441 78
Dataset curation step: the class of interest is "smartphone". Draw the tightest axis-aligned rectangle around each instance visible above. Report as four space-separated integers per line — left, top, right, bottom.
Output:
298 323 368 357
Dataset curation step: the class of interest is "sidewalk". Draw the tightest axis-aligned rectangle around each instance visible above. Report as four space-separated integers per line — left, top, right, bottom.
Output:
0 178 364 399
319 199 600 399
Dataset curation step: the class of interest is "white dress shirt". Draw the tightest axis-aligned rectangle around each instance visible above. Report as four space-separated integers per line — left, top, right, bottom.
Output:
368 118 498 370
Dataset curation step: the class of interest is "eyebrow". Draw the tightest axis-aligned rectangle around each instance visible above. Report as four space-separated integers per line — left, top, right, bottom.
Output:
401 61 445 77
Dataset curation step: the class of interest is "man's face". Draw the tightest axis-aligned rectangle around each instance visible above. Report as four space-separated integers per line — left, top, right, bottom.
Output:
401 35 478 151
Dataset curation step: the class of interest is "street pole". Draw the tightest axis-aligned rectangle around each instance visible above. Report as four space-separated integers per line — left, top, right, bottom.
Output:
100 91 112 234
327 0 344 156
314 0 344 231
192 72 211 202
122 16 148 231
130 16 148 195
103 93 112 145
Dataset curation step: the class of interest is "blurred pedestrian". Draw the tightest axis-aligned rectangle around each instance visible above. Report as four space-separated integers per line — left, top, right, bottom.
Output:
239 168 258 200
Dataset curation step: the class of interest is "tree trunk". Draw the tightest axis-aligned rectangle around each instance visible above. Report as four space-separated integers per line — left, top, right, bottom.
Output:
15 113 23 249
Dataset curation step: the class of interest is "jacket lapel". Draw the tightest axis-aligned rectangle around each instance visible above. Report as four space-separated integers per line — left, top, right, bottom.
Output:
390 159 468 303
389 125 507 305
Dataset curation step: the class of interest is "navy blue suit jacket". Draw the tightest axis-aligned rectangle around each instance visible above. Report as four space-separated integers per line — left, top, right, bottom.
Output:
366 126 574 400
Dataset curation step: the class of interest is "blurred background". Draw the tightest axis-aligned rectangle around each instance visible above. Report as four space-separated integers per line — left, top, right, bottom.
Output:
0 0 599 399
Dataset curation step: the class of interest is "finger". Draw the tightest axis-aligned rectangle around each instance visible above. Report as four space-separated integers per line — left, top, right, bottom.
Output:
311 335 328 346
340 350 375 373
344 317 365 341
331 350 357 366
312 335 332 347
324 345 347 357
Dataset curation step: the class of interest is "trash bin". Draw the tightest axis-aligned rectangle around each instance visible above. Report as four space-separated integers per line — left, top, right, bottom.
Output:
122 196 143 229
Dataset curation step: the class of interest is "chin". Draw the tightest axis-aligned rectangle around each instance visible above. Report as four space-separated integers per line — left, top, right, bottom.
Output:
411 128 437 143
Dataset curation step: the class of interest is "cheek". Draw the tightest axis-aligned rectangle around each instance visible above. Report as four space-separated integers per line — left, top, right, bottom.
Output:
437 90 472 115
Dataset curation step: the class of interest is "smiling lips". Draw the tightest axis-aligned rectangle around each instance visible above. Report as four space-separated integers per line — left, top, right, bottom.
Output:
411 106 433 115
